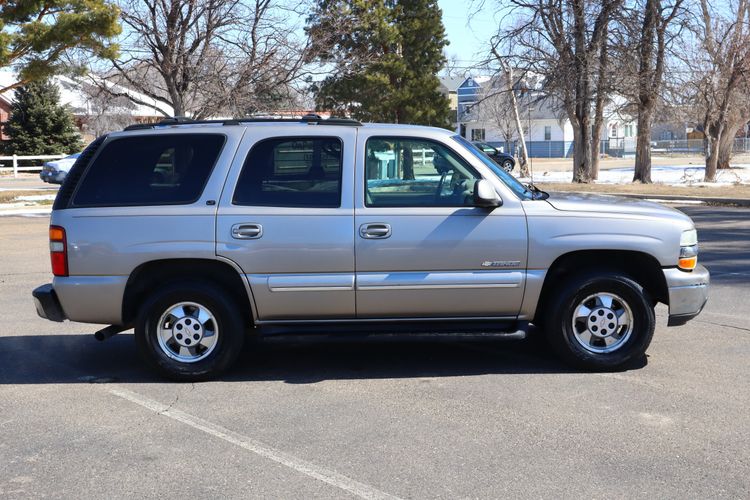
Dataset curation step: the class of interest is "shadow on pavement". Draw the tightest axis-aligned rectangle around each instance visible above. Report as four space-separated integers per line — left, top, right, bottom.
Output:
0 331 647 385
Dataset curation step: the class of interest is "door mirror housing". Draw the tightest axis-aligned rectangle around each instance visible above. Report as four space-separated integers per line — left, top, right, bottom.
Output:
473 179 502 208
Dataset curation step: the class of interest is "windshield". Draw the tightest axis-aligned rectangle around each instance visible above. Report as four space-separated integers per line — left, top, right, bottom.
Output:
452 135 531 200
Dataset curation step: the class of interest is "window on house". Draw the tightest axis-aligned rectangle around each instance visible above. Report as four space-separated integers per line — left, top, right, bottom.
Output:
544 126 551 141
610 124 618 137
471 128 485 141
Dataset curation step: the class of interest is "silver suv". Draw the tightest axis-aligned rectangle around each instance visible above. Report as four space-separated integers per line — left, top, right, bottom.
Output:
32 116 709 380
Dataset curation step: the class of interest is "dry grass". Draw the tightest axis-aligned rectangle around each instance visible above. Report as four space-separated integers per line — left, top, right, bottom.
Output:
536 182 750 199
0 190 56 204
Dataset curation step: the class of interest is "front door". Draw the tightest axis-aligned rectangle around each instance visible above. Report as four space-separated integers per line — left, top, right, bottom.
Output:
355 135 527 319
217 129 356 321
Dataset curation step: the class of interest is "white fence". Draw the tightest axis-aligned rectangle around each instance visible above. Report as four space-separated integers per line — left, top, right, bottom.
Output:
0 155 67 178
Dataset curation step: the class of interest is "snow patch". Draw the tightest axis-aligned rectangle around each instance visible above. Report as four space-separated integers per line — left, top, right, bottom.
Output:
522 164 750 186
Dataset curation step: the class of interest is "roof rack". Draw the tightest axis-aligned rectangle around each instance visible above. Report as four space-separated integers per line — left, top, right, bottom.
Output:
123 114 362 131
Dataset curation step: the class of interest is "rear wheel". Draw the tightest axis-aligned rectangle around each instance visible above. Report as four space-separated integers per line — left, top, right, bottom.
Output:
135 282 245 381
544 273 655 370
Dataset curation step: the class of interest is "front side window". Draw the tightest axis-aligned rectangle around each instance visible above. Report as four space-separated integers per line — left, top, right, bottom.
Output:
73 134 225 207
233 137 342 207
365 137 480 207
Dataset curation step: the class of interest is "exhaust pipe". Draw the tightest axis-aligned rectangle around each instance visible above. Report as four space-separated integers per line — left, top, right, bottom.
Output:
94 324 130 341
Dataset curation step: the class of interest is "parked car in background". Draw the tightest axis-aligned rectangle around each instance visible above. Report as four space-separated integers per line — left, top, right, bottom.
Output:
40 153 81 184
472 141 515 173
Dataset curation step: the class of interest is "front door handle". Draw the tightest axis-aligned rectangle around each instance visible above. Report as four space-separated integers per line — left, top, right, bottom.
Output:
360 223 391 239
231 223 263 239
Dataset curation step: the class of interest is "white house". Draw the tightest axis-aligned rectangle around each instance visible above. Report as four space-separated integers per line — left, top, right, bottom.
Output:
455 75 638 158
0 71 174 142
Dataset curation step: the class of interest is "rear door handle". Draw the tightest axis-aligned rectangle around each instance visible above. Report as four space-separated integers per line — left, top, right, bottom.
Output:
360 223 391 239
231 223 263 239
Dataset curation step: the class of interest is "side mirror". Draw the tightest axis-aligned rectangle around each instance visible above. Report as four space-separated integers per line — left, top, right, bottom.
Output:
473 179 502 208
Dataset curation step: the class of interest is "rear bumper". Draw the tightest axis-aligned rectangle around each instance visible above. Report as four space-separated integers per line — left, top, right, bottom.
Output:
32 284 66 322
664 265 709 326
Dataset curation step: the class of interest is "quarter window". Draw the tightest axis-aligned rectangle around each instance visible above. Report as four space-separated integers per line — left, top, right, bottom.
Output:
365 137 480 207
233 137 343 207
73 134 225 207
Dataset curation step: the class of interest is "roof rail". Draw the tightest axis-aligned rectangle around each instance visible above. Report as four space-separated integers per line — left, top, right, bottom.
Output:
122 115 362 131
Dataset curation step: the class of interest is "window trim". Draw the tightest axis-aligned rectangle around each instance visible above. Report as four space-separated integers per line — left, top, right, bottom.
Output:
71 133 227 208
232 135 344 208
364 135 482 209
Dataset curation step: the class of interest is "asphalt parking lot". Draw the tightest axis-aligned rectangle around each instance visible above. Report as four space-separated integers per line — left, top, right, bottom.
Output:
1 206 748 499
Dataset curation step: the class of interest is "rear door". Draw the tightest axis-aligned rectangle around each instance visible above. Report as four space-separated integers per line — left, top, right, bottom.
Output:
354 134 528 319
216 126 357 321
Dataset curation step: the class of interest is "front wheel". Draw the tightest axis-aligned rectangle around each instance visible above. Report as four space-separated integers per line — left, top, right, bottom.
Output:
135 282 245 381
544 273 655 371
502 159 514 172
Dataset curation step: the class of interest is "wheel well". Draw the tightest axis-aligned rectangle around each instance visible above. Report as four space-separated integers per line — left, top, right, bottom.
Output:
122 259 253 327
534 250 668 321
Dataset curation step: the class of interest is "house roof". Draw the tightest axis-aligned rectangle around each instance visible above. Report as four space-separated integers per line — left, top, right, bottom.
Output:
438 75 465 92
0 71 173 117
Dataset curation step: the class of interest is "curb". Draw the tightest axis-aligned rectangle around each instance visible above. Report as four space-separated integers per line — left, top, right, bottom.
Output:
561 191 750 207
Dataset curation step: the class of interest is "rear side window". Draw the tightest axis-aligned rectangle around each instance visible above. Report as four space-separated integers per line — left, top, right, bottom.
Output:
73 134 225 207
233 137 342 207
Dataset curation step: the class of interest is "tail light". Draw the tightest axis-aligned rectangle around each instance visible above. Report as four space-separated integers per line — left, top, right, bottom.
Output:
49 226 68 277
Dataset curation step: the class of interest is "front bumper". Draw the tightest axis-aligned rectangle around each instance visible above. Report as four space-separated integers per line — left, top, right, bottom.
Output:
664 264 709 326
39 169 65 184
32 284 67 322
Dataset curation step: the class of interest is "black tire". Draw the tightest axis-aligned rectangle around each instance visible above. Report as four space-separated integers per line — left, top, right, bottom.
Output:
502 159 514 172
135 282 245 381
544 273 655 371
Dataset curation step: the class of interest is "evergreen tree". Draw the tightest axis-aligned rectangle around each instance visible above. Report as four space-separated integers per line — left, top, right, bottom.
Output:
0 0 121 93
307 0 452 127
3 80 83 155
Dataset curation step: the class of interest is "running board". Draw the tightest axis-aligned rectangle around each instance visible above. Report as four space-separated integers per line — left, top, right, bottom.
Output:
256 321 529 341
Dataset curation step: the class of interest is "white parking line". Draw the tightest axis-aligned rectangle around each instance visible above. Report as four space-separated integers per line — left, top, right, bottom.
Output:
108 386 402 500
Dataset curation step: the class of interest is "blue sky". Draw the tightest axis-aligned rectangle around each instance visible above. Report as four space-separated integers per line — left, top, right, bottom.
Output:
438 0 499 69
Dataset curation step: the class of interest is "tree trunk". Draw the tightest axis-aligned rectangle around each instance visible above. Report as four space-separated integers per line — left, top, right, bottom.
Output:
633 109 654 182
591 22 610 181
571 119 592 183
717 121 744 169
571 0 592 183
591 106 604 180
508 90 530 177
704 133 720 182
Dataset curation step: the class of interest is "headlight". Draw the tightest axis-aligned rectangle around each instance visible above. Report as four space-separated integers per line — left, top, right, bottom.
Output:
679 229 698 271
680 229 698 246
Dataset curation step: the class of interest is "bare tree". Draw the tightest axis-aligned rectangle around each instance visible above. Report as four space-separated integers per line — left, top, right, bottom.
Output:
616 0 686 183
717 84 750 168
479 50 531 176
101 0 311 119
687 0 750 181
591 17 612 180
79 82 136 137
495 0 621 182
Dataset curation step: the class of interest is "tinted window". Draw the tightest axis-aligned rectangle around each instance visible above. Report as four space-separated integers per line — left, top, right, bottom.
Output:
365 137 480 207
73 134 225 207
233 137 342 207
